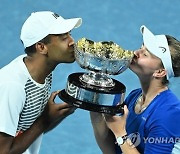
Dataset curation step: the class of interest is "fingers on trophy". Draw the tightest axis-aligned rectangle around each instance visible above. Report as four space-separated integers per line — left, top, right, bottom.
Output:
58 38 134 115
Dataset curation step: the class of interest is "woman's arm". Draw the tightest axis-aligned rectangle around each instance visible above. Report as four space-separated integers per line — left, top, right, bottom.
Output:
104 105 140 154
90 111 116 154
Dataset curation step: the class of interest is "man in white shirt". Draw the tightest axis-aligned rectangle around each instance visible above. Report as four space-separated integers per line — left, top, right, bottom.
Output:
0 11 82 154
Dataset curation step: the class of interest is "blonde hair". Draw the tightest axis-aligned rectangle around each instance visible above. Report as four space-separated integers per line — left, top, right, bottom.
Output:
166 35 180 77
161 35 179 85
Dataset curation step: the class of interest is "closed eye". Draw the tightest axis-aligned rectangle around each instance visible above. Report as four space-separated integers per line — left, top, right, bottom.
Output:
62 32 72 40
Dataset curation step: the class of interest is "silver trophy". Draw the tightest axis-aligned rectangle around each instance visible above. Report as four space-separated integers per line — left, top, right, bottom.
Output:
59 38 134 115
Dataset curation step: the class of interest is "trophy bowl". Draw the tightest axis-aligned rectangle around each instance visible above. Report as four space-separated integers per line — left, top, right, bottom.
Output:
59 38 134 115
75 39 133 75
74 38 134 87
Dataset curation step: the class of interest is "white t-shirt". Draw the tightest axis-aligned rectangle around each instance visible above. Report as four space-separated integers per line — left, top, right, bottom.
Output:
0 55 52 154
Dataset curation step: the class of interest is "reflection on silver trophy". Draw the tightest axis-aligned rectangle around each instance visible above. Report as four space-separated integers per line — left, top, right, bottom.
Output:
59 38 134 115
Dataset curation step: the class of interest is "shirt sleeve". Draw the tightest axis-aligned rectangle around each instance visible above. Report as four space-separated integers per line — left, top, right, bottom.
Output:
0 81 25 136
124 88 142 106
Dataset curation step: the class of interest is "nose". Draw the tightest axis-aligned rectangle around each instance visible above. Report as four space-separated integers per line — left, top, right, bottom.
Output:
68 35 75 47
133 50 140 58
133 49 143 58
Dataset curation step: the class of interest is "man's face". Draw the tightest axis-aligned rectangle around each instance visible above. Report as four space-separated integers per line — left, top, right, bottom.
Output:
46 32 75 64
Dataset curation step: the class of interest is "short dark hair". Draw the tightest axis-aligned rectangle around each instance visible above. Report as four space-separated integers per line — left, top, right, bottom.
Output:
24 35 52 56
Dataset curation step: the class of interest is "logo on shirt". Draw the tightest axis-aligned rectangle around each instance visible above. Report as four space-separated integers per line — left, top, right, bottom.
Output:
16 130 23 137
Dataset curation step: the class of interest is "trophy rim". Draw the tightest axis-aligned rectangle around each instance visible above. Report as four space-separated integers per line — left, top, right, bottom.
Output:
75 45 133 75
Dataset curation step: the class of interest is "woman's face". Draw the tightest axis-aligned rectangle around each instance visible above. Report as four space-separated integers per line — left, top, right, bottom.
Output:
130 45 163 78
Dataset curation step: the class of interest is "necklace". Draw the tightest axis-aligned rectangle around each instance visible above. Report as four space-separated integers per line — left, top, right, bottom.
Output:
135 94 148 114
135 88 168 114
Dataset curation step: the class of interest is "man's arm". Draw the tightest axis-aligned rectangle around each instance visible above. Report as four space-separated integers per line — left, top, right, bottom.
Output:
0 91 75 154
0 115 48 154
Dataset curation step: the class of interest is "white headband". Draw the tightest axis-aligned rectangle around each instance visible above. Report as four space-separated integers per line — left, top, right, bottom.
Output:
140 25 174 79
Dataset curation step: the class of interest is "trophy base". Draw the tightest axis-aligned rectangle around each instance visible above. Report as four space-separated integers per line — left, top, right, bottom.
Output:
58 73 126 115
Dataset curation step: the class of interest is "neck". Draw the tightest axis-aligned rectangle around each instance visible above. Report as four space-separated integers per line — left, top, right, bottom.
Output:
135 76 168 114
140 77 168 98
24 55 57 84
